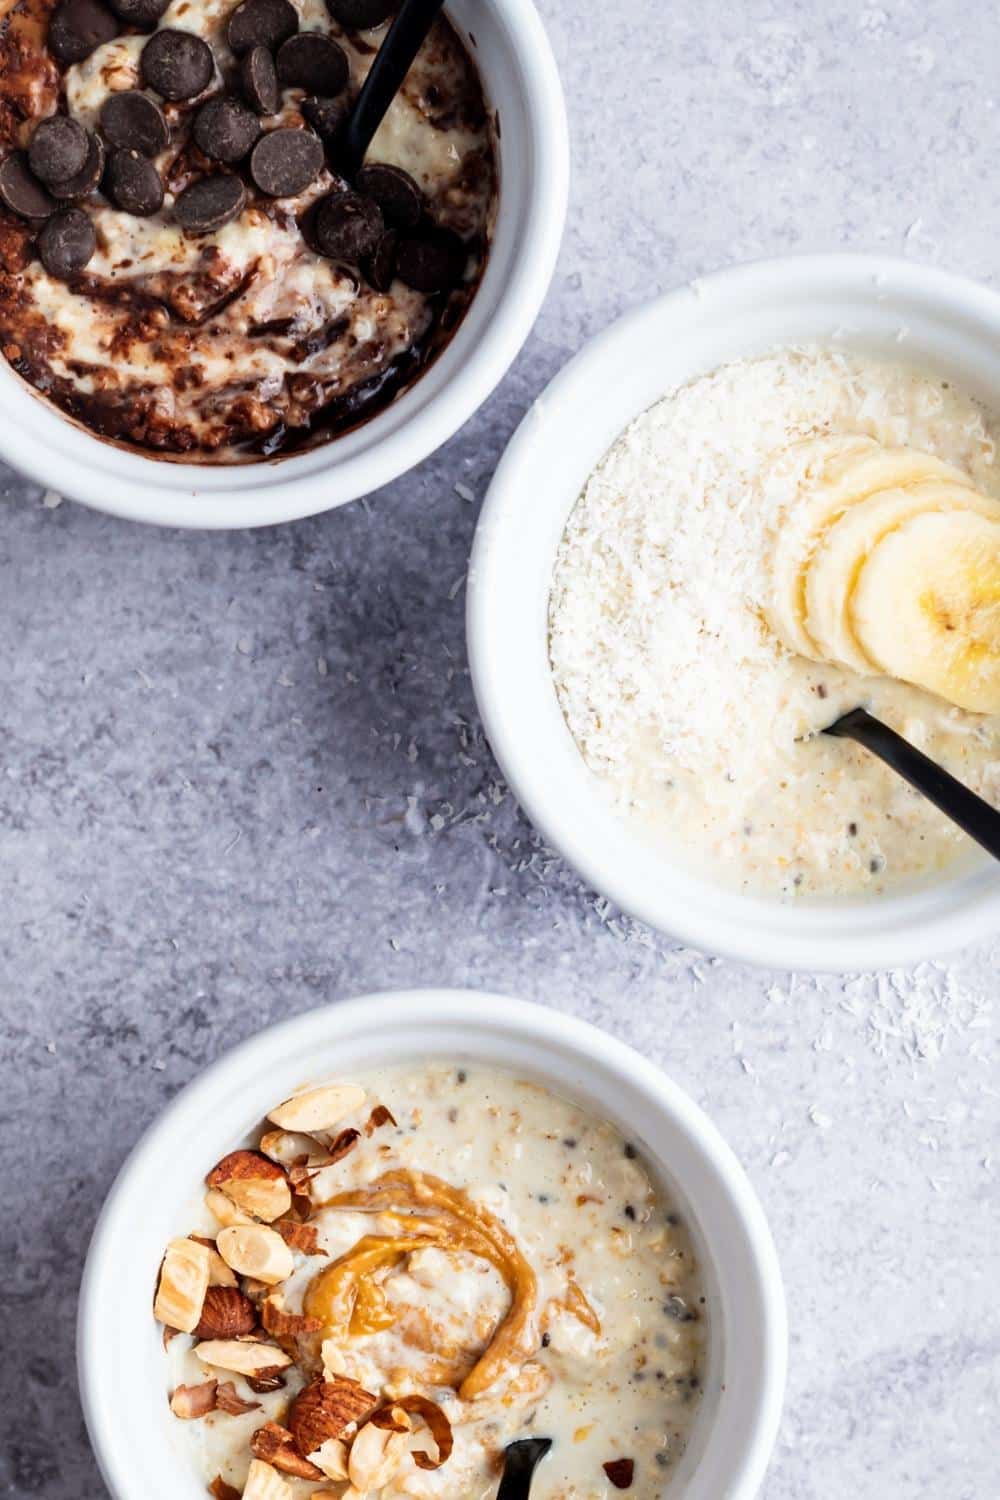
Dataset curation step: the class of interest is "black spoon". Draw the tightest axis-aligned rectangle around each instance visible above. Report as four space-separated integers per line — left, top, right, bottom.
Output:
338 0 446 178
496 1439 553 1500
824 706 1000 862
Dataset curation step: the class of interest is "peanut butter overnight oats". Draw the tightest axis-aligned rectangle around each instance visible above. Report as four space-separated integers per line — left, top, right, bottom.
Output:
0 0 496 459
154 1065 706 1500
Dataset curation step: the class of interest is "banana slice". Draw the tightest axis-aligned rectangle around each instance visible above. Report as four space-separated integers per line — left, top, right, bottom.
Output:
768 441 974 658
767 435 878 657
804 481 1000 674
851 509 1000 713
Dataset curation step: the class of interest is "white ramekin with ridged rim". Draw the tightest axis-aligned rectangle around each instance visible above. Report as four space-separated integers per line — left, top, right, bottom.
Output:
77 989 786 1499
0 0 568 529
466 254 1000 971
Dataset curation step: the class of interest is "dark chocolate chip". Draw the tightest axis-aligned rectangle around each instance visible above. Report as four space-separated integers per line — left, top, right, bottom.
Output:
107 0 169 25
314 188 382 261
356 162 421 229
226 0 297 55
105 146 164 215
275 33 348 95
38 206 96 279
325 0 394 28
29 116 89 185
365 227 396 291
100 91 170 157
140 29 214 101
241 44 279 115
396 227 467 292
250 127 323 197
174 173 246 232
193 97 261 163
48 130 106 200
48 0 118 65
300 92 350 149
0 151 57 222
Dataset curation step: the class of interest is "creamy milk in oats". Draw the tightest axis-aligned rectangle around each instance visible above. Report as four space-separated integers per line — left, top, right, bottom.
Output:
156 1064 706 1500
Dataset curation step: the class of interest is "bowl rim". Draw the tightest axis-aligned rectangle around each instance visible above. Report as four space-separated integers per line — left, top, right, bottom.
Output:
0 0 569 531
466 251 1000 971
77 988 787 1500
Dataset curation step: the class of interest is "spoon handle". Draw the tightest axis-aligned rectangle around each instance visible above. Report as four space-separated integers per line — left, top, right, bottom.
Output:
496 1439 553 1500
339 0 447 177
825 706 1000 862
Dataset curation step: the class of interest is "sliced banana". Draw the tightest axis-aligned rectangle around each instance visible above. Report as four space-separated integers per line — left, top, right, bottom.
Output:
769 441 973 658
804 481 1000 674
851 509 1000 713
767 434 878 656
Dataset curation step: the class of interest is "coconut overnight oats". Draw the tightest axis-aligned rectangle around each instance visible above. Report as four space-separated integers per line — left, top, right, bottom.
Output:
0 0 496 459
153 1065 706 1500
549 347 1000 900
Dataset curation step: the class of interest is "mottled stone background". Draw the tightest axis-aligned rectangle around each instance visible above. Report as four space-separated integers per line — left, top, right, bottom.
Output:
1 1 998 1497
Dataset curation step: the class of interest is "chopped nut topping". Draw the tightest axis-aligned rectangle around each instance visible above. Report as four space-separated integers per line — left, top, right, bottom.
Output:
170 1380 218 1420
261 1293 322 1339
217 1225 295 1285
155 1238 211 1334
365 1104 397 1135
208 1478 241 1500
267 1084 366 1134
204 1188 257 1230
194 1287 258 1340
215 1382 261 1417
206 1151 292 1224
603 1459 635 1489
242 1459 293 1500
273 1220 324 1256
307 1438 350 1480
289 1376 379 1459
251 1422 324 1480
193 1339 293 1377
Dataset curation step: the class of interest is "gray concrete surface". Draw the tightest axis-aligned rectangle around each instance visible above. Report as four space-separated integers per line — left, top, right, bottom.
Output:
1 2 998 1497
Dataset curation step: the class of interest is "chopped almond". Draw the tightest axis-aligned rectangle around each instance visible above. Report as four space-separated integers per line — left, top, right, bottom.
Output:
251 1423 324 1480
205 1188 257 1230
193 1339 293 1377
208 1478 241 1500
155 1238 211 1334
170 1380 218 1419
375 1395 453 1471
267 1084 366 1134
194 1286 258 1340
206 1151 292 1224
214 1382 261 1416
349 1420 410 1492
308 1438 349 1480
217 1225 294 1285
289 1376 378 1458
603 1459 634 1489
365 1104 397 1135
247 1367 288 1394
273 1220 324 1256
261 1293 321 1339
242 1459 292 1500
190 1235 240 1288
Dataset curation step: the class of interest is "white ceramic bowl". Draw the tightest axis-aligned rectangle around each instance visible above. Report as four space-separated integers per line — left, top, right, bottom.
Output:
467 254 1000 971
78 989 786 1500
0 1 568 530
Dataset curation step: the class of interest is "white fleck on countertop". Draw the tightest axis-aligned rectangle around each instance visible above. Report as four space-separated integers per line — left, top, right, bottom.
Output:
0 2 997 1498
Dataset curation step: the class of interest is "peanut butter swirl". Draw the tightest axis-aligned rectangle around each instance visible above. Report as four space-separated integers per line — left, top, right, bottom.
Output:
308 1169 540 1401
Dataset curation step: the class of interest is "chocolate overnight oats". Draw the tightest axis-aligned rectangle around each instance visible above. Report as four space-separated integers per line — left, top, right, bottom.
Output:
0 0 496 459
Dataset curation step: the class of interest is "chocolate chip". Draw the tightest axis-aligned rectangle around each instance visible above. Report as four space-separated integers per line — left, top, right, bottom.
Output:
105 146 164 215
250 127 323 197
396 228 466 292
300 92 350 149
140 29 214 101
107 0 169 24
48 130 106 200
100 91 170 157
0 151 57 222
38 207 96 279
325 0 394 28
276 33 348 95
364 227 396 291
193 97 261 163
175 173 246 232
48 0 118 65
241 44 279 115
314 188 382 261
226 0 297 55
356 162 421 229
29 117 89 185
